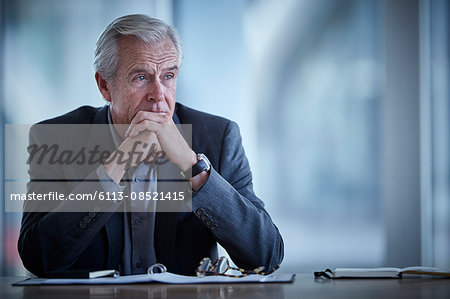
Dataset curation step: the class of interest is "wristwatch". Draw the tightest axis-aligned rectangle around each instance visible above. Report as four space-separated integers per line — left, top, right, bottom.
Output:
181 153 211 178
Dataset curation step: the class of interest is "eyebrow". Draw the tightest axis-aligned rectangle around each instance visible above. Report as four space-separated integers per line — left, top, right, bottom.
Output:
129 68 150 76
128 65 178 77
162 66 178 72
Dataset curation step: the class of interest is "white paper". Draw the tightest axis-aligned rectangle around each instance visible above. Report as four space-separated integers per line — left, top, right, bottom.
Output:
13 272 295 286
149 272 295 284
13 274 154 285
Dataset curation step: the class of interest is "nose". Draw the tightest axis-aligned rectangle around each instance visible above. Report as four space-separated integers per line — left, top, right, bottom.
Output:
147 78 164 102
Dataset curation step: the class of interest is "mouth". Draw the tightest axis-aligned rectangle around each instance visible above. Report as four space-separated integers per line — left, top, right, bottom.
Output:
135 103 169 116
140 108 168 114
152 110 168 115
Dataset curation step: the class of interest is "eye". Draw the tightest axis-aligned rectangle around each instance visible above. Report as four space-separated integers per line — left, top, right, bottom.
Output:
137 75 146 81
164 73 174 80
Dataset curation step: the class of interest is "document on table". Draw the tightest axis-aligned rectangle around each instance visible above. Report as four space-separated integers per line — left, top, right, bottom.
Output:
13 272 295 286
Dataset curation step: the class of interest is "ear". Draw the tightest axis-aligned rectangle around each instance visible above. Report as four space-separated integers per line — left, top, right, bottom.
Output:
95 72 112 102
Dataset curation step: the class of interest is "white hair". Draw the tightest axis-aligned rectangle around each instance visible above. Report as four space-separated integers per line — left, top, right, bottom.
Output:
94 14 183 81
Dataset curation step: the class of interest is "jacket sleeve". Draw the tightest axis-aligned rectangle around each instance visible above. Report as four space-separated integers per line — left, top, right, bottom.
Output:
18 125 123 277
191 121 284 270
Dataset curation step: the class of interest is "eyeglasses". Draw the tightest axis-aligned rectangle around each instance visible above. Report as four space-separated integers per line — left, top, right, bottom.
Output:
196 256 279 278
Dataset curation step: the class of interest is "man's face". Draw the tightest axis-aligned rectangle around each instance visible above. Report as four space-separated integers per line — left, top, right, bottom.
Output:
106 36 179 124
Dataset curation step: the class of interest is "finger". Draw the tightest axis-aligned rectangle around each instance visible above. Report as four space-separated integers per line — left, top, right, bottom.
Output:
126 112 168 137
127 123 146 138
132 111 168 126
127 121 160 138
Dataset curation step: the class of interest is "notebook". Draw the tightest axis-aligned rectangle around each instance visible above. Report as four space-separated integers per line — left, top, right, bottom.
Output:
325 266 450 278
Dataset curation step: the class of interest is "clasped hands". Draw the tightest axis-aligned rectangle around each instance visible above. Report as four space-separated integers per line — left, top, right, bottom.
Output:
104 111 198 185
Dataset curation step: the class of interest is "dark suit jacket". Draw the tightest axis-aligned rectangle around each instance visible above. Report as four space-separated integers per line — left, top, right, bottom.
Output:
18 103 284 276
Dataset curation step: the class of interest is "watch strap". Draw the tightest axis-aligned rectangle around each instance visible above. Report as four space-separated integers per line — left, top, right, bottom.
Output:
182 154 211 178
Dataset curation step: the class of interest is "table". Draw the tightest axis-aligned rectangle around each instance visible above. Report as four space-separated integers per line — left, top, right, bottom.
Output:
2 274 449 298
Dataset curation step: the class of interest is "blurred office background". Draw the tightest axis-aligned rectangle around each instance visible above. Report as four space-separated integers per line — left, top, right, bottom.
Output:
0 0 448 275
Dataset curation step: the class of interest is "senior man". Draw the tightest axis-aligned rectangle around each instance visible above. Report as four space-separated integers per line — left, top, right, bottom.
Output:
18 14 284 277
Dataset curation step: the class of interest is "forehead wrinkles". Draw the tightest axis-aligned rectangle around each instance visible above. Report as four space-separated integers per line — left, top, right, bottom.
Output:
119 43 178 74
129 51 177 66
